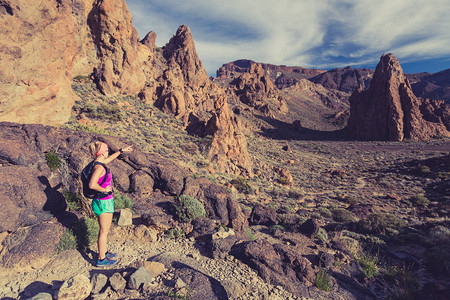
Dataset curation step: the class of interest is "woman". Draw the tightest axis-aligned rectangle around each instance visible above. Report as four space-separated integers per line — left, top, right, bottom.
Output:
88 141 132 267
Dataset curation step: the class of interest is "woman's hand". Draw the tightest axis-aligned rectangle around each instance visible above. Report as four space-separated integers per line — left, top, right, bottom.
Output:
121 146 133 153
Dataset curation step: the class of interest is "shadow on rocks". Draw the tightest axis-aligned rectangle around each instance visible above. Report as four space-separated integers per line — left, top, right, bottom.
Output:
17 281 52 300
171 262 228 300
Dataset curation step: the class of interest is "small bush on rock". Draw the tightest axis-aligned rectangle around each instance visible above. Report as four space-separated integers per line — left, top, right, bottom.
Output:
358 213 406 235
63 191 80 211
357 253 379 278
165 228 184 239
332 208 356 222
230 177 254 194
176 195 206 222
316 228 329 243
410 195 430 207
45 150 62 171
315 269 331 292
57 229 78 253
115 193 134 210
73 217 100 249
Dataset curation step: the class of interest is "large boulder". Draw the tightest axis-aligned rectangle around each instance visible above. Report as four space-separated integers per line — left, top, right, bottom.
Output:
89 0 146 95
231 239 315 297
0 0 94 125
347 53 449 141
183 177 248 233
1 222 65 269
0 165 55 232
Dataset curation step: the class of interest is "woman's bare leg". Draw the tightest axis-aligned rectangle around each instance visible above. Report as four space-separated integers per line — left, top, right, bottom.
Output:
97 212 113 260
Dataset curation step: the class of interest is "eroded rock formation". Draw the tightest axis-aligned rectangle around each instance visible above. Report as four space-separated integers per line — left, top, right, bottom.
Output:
0 0 95 125
0 0 252 176
230 63 288 115
89 0 146 95
347 54 449 141
0 122 248 268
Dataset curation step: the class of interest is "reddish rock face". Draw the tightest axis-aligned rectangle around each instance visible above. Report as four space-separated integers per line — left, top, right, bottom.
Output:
231 63 288 115
347 53 449 141
217 59 326 87
151 25 253 176
0 1 252 176
0 0 86 125
89 0 146 95
309 66 374 93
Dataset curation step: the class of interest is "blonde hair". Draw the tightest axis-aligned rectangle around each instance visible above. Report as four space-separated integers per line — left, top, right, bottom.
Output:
88 141 103 158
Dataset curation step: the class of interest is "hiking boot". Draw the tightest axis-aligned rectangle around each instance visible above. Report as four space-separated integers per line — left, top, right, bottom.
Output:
106 251 118 259
96 256 117 267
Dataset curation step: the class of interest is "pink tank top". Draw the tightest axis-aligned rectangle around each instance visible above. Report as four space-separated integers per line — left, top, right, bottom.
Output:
97 168 113 200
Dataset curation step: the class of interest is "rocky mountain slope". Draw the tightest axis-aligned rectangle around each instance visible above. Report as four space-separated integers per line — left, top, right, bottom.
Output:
347 54 449 141
0 0 251 176
1 0 450 299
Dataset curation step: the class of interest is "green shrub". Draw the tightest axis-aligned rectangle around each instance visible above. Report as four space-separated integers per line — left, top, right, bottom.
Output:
357 254 379 278
343 195 358 205
63 191 80 211
429 225 450 244
114 192 134 210
246 227 256 241
319 207 333 219
176 195 206 222
57 229 78 253
45 150 62 172
73 217 99 249
316 228 329 243
72 75 90 83
165 228 184 239
410 195 430 207
230 177 254 194
269 225 285 235
315 269 331 292
418 165 431 174
358 213 406 235
279 176 291 185
332 208 356 222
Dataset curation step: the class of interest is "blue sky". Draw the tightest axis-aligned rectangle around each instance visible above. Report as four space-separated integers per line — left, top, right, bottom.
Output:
127 0 450 76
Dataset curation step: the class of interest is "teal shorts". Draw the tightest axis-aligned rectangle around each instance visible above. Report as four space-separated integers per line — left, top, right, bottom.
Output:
91 198 114 216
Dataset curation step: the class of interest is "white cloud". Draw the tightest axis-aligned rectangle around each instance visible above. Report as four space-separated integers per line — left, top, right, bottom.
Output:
127 0 450 74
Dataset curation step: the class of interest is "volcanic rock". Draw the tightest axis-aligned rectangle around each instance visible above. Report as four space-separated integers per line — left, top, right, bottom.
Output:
89 0 146 95
152 25 252 176
0 0 93 125
230 63 288 115
347 53 449 141
310 66 374 93
231 239 315 297
217 59 325 87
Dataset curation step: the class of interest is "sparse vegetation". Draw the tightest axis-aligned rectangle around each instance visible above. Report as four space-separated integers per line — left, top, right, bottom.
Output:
45 150 62 171
358 213 406 235
56 229 78 253
316 228 329 243
315 269 332 292
165 228 185 239
73 217 100 250
246 227 257 241
332 208 356 222
410 195 430 206
356 253 379 278
230 177 254 194
114 192 134 210
175 195 206 222
63 191 80 211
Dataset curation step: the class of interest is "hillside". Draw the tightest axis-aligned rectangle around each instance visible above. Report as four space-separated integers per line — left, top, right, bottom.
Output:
0 0 450 299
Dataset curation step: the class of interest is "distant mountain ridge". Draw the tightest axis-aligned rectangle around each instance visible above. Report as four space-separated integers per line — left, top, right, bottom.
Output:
218 60 450 102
